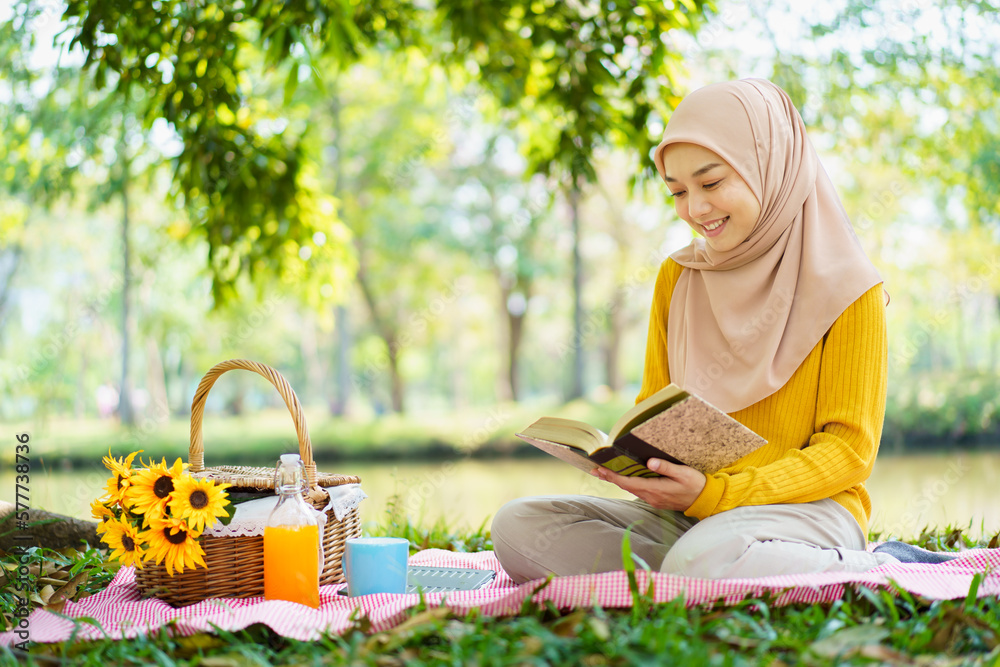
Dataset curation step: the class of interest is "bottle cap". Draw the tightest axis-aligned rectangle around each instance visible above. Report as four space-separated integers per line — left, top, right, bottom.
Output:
280 453 301 466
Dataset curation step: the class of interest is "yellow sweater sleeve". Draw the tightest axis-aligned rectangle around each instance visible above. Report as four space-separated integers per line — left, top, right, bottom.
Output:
637 259 888 530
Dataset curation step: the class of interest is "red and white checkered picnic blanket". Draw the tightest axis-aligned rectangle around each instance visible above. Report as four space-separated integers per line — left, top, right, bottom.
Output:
4 548 999 644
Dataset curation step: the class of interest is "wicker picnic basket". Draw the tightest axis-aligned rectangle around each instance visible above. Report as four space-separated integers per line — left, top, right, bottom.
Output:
134 359 362 606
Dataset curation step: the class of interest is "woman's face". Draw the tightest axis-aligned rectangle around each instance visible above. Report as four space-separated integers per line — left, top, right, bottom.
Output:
659 143 761 252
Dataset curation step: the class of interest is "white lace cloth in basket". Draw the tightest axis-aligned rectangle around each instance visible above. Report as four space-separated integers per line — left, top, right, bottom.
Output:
203 484 367 537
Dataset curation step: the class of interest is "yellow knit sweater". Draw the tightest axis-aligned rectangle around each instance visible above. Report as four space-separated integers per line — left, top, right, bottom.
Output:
636 259 888 536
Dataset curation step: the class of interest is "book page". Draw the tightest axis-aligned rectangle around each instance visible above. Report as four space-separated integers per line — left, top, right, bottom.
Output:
515 434 661 478
520 418 608 454
514 434 605 473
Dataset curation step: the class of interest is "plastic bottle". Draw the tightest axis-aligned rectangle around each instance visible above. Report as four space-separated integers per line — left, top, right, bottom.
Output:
263 453 321 607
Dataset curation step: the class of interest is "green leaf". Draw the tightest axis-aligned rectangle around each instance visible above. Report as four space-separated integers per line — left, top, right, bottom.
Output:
521 576 553 615
283 62 300 107
809 624 891 658
964 572 983 610
620 523 638 601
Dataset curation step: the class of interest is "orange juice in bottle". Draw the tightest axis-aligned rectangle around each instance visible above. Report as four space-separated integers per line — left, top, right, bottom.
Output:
263 454 322 607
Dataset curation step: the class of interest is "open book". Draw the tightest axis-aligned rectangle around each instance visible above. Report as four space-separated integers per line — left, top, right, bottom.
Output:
516 384 766 477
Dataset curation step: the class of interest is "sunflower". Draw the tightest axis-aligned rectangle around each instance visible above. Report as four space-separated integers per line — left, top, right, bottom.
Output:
127 457 187 521
142 515 206 576
168 476 231 532
100 449 142 506
102 516 145 568
91 500 116 535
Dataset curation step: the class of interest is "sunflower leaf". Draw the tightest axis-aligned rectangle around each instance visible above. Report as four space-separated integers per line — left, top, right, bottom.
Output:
218 502 240 526
216 494 271 526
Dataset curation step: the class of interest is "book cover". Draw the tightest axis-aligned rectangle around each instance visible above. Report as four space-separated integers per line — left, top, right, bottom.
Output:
516 385 766 476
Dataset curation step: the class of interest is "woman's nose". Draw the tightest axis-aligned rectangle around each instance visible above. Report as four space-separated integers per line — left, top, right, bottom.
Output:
688 191 712 218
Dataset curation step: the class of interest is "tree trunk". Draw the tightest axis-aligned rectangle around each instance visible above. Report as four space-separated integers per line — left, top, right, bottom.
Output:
74 351 89 418
596 178 629 394
168 354 193 416
954 300 967 371
507 309 525 401
118 123 134 426
0 243 23 343
145 337 169 419
449 313 467 410
0 502 101 551
227 385 246 415
299 311 326 403
327 81 352 417
386 341 404 413
567 184 585 400
355 256 405 414
331 304 351 416
993 294 1000 371
605 286 624 393
495 282 514 402
496 272 531 403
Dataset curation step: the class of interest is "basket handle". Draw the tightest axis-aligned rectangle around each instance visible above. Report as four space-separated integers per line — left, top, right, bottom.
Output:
189 359 318 490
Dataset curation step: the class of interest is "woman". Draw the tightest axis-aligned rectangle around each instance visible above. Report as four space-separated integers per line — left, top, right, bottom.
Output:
491 78 950 582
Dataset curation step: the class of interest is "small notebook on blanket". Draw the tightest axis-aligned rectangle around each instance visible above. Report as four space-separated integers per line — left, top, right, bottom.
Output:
406 566 496 593
336 566 497 595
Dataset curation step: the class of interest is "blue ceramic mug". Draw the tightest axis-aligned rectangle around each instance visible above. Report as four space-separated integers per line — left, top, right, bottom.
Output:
344 537 409 596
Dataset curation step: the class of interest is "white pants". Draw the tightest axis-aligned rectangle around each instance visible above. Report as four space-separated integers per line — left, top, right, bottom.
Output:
491 495 897 584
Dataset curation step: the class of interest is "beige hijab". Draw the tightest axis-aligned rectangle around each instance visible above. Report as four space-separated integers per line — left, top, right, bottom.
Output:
652 78 883 413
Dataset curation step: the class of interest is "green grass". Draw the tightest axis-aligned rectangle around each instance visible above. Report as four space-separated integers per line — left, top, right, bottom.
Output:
2 521 999 666
12 591 1000 666
4 398 633 468
8 378 1000 471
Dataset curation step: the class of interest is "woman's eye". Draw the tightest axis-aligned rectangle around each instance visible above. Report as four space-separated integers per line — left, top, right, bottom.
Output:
670 191 685 199
704 180 723 189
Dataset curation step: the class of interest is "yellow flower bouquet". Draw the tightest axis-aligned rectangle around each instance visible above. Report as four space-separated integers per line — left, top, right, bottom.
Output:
93 450 232 575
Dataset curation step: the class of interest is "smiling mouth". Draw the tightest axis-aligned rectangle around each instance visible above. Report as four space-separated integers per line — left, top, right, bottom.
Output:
703 217 728 231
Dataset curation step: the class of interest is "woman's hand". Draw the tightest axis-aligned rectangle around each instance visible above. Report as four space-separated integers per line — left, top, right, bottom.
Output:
590 459 707 512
